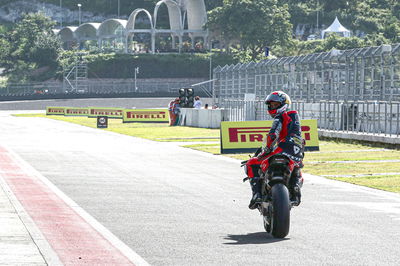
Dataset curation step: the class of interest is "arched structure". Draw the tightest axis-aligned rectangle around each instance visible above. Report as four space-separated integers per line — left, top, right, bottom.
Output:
58 26 77 50
56 0 208 53
75 23 101 49
154 0 184 52
154 0 183 30
98 19 128 52
127 8 154 30
126 9 154 53
75 23 100 40
184 0 207 31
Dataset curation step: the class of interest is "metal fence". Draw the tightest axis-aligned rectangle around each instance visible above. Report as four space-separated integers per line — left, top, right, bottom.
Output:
214 44 400 102
220 99 400 137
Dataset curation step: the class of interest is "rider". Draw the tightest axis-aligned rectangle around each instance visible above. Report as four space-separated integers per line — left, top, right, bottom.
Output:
248 91 304 209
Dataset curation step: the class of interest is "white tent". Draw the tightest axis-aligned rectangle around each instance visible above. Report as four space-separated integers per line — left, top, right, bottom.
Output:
321 17 351 39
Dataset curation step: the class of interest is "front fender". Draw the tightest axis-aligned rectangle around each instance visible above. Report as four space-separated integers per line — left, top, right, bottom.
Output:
245 157 262 178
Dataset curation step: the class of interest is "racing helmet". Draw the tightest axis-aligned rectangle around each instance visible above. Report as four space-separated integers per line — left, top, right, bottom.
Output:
265 91 291 118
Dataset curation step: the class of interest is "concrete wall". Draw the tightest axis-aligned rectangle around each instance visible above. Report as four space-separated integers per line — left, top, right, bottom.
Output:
180 108 229 128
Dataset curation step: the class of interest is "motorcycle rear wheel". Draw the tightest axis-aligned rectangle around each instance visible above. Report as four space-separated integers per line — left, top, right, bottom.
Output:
270 183 291 238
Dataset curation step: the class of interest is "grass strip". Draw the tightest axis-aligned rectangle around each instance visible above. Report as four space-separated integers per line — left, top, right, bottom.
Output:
14 114 220 141
302 162 400 176
304 150 400 162
329 175 400 193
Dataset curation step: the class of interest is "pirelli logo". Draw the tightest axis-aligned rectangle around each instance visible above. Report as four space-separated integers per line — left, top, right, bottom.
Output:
65 108 89 116
123 109 169 123
228 126 311 143
229 127 270 142
221 120 319 153
46 107 65 115
126 111 166 119
88 108 124 118
90 109 123 116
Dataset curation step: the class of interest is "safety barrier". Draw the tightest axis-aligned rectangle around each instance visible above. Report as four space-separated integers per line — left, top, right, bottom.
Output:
179 108 229 129
220 99 400 137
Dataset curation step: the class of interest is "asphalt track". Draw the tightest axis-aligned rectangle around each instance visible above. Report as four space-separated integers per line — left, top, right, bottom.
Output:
1 98 400 265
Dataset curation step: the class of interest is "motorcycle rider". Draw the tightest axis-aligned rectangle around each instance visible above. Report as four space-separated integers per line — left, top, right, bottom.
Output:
248 91 304 209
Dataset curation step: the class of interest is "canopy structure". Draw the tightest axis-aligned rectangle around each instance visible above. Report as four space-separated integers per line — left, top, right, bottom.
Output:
75 23 101 41
56 0 209 53
321 17 351 39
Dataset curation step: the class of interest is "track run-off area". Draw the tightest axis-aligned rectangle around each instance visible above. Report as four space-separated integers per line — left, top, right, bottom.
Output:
0 98 400 265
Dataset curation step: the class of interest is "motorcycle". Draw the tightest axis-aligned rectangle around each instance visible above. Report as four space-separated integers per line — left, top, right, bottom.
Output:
242 149 301 238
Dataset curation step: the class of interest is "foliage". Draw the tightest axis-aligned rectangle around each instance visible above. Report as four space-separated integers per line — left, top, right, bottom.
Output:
289 34 393 56
207 0 294 60
0 12 61 82
283 0 400 43
59 51 238 79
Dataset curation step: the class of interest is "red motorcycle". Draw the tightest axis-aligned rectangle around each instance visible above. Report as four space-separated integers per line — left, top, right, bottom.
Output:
242 151 302 238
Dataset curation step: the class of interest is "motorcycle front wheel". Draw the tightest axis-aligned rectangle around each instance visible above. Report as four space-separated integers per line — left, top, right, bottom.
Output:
269 183 291 238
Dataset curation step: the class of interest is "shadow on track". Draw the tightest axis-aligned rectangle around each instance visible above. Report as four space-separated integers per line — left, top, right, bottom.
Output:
223 232 288 245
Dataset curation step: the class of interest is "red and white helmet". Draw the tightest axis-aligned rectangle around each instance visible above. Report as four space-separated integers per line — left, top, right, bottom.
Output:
265 91 291 118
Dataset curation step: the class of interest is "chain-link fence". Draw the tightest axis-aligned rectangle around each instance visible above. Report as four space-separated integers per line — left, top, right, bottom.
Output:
214 44 400 102
220 99 400 137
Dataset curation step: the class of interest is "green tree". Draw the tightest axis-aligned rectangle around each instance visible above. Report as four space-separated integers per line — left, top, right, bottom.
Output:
0 12 61 82
206 0 293 60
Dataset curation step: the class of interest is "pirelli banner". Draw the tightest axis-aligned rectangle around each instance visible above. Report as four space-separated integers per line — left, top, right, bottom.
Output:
220 119 319 154
123 109 169 123
88 107 124 119
46 107 65 115
64 107 89 116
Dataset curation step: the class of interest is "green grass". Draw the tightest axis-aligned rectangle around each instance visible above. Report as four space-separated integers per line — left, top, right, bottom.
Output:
183 143 221 154
332 175 400 193
15 113 400 193
15 114 220 141
317 140 380 152
303 162 400 176
304 150 400 162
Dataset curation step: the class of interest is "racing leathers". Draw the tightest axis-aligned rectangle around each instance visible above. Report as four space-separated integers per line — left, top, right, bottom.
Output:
249 110 304 209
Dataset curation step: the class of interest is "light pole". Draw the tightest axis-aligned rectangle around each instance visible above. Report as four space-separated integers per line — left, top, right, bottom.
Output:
77 4 82 26
134 67 139 92
316 0 319 33
118 0 120 19
60 0 62 28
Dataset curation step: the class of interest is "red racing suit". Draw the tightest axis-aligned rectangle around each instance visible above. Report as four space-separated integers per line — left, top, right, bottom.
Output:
246 110 304 179
246 110 304 205
264 110 304 164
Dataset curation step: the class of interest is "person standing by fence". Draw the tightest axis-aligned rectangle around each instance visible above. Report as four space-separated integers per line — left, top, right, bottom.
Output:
193 96 202 109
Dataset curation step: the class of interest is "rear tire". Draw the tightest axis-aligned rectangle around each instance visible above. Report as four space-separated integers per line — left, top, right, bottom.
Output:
270 183 290 238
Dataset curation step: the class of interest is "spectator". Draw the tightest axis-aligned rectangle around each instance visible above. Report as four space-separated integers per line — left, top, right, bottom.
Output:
204 103 209 109
193 96 202 109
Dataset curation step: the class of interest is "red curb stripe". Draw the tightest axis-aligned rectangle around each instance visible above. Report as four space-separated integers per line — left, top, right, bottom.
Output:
0 146 135 266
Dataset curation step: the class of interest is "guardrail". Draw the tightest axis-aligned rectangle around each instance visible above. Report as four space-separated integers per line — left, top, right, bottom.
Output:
220 99 400 137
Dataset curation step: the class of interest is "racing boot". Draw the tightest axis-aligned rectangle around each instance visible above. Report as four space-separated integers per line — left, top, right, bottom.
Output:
289 168 303 206
249 178 262 209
